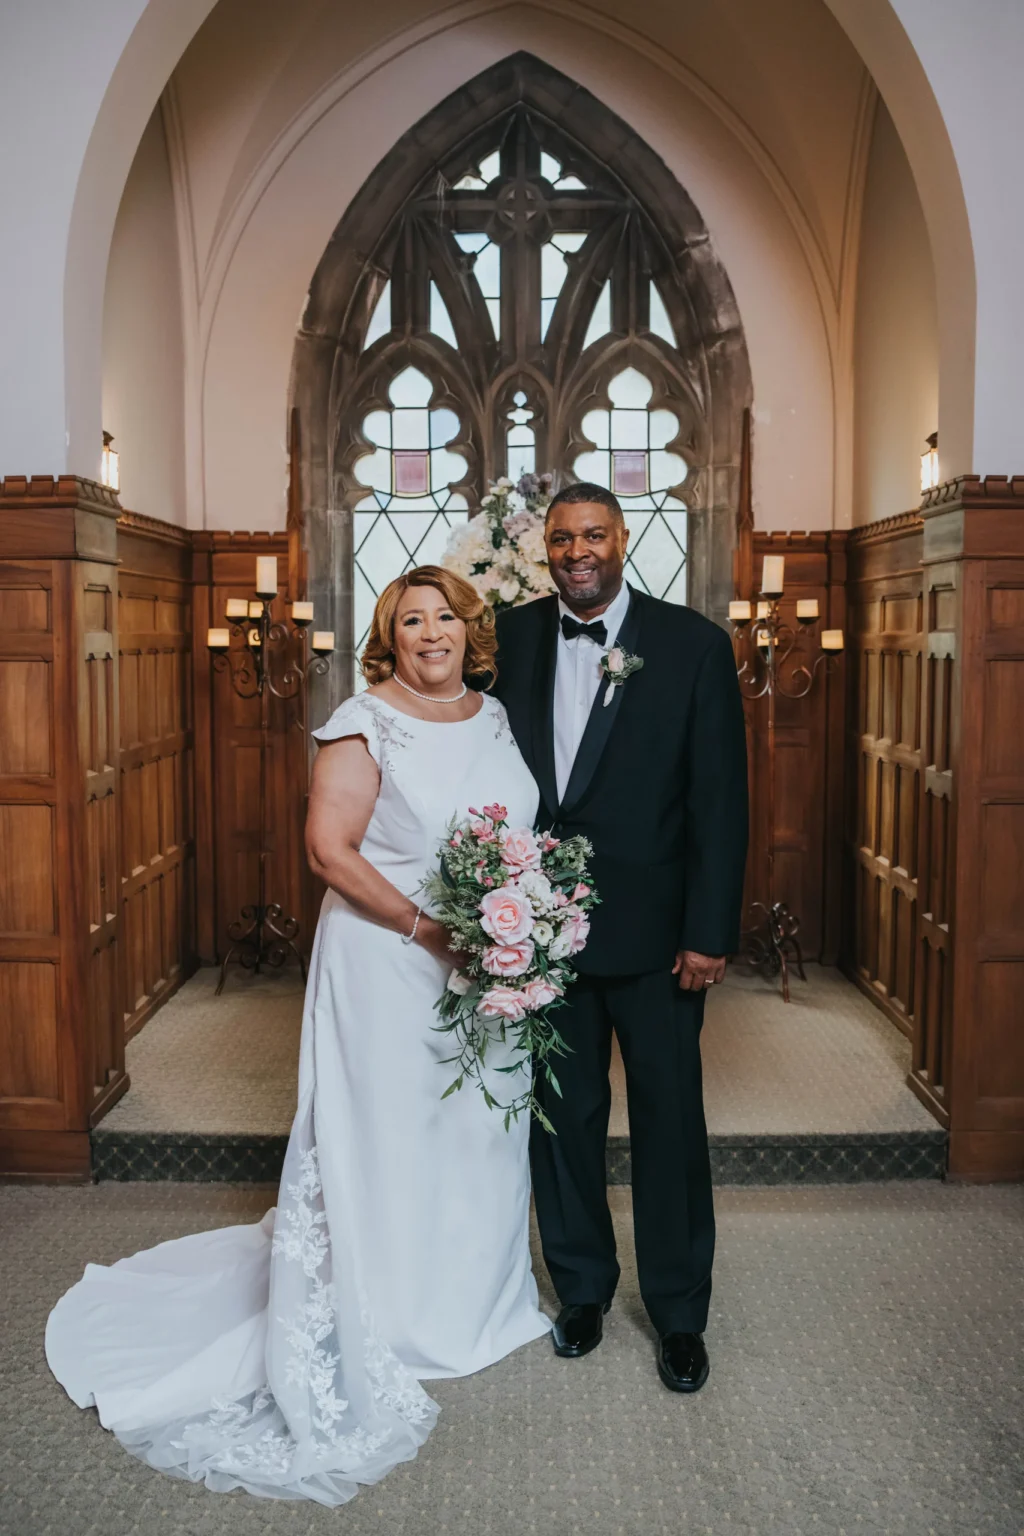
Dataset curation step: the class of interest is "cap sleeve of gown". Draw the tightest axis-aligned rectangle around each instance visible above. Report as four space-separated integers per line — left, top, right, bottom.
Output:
311 695 382 766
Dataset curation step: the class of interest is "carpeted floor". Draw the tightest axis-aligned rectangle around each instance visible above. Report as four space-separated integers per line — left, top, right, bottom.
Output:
104 964 935 1138
2 1180 1021 1536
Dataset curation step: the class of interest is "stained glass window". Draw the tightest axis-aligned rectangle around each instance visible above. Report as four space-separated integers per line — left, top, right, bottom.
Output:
540 233 586 340
333 102 718 681
454 232 501 339
352 366 468 665
574 368 688 603
506 391 536 481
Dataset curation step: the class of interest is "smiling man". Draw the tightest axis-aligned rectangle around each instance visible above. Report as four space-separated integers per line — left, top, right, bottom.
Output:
492 481 748 1394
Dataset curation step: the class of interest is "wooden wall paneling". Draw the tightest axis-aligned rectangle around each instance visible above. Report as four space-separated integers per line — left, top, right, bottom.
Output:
0 476 123 1179
191 532 312 969
844 513 926 1048
921 475 1024 1178
116 511 197 1039
742 531 847 963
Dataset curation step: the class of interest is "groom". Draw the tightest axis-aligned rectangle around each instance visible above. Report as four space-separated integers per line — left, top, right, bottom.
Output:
493 483 748 1392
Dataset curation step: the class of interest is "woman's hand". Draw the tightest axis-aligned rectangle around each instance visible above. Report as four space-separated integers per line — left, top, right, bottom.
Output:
415 915 470 973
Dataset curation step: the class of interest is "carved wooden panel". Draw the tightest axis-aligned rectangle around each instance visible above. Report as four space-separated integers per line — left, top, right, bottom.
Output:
741 531 847 963
117 513 197 1039
845 514 926 1043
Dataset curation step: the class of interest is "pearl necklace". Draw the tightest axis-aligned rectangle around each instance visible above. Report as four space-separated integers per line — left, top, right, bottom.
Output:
393 670 467 704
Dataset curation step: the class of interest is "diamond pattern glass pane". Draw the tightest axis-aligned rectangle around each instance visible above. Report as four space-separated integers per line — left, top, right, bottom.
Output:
573 369 688 602
352 372 470 679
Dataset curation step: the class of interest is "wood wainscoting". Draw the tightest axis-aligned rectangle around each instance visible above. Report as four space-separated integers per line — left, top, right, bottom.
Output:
191 531 316 967
117 511 197 1038
846 482 1024 1178
0 477 125 1179
743 531 848 964
844 512 927 1044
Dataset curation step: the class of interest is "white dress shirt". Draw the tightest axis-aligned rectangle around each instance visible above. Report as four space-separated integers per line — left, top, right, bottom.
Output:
554 583 631 803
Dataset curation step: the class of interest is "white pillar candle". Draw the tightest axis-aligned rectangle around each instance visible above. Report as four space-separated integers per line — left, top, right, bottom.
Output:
248 627 261 647
796 598 819 620
206 628 229 649
728 600 752 622
311 631 335 652
760 554 785 594
821 629 844 651
291 601 314 624
248 600 264 619
225 598 248 619
756 631 771 648
756 600 771 619
255 555 278 596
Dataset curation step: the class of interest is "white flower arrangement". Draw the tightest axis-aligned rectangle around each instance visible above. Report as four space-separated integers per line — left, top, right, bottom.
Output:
442 473 556 612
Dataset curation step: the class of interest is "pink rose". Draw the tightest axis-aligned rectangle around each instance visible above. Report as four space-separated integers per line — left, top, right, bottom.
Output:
572 882 591 901
479 887 534 944
478 985 529 1023
482 939 535 977
522 976 562 1010
499 827 542 873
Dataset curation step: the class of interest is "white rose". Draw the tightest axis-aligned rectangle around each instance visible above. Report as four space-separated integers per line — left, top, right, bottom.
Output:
498 578 521 605
548 929 572 960
447 969 472 995
606 646 625 674
531 920 555 948
495 477 514 490
506 490 526 512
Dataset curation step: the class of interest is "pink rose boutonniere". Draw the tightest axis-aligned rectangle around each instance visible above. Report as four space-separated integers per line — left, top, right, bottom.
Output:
600 645 644 705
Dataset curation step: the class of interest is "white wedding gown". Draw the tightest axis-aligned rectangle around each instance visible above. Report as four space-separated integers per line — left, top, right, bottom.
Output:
46 690 550 1505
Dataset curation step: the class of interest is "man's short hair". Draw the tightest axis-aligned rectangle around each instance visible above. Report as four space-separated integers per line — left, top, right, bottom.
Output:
545 482 625 525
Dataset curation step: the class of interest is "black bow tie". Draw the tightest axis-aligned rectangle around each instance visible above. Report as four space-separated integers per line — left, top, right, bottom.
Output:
560 614 608 646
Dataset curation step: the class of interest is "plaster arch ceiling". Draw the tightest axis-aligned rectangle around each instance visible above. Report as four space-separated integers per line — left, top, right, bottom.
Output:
61 0 974 480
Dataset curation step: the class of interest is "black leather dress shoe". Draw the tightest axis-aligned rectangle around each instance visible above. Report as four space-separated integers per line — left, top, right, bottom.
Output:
551 1302 611 1358
657 1332 710 1392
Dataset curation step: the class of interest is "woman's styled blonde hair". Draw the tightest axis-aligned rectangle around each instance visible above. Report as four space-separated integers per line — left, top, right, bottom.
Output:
360 564 497 687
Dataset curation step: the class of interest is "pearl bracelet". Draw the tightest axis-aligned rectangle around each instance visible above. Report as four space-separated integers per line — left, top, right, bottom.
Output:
401 907 422 945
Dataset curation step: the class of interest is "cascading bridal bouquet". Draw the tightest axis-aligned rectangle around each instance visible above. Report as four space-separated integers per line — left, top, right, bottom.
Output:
421 805 599 1132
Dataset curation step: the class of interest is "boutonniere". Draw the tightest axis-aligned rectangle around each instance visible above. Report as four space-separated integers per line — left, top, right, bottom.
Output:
600 646 644 705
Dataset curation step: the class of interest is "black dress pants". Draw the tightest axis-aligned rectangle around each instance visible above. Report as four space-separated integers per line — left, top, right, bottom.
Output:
529 969 714 1335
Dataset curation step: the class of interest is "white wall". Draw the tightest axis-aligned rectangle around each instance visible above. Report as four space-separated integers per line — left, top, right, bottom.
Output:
853 99 938 523
102 107 186 524
189 4 839 530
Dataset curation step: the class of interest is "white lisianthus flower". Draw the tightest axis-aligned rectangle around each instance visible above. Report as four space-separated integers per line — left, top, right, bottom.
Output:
531 920 555 948
505 490 526 513
495 476 514 490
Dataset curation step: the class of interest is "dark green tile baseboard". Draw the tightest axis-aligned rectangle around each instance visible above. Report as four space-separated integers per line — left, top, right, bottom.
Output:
91 1127 947 1185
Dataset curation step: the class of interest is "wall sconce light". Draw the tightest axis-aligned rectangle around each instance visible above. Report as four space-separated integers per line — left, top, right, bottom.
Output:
101 431 120 492
920 431 939 494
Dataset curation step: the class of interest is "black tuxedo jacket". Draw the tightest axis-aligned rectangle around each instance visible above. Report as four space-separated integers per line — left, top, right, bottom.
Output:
492 587 748 977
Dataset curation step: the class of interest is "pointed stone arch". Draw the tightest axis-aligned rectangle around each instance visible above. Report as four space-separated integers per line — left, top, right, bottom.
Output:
291 51 752 696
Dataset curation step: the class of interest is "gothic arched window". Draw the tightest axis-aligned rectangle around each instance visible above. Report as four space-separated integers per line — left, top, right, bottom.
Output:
296 56 750 695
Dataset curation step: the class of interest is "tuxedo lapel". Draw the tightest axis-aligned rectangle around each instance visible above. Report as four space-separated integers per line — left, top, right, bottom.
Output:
558 588 645 818
529 598 560 818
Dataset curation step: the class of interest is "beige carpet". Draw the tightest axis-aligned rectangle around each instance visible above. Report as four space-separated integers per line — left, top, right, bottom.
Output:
3 1180 1022 1536
104 964 935 1137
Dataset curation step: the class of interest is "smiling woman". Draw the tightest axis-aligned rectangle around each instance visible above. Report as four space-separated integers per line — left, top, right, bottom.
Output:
360 564 497 695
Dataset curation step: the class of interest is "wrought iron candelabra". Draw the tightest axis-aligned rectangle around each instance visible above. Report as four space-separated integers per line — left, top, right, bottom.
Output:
729 565 844 1001
206 558 335 993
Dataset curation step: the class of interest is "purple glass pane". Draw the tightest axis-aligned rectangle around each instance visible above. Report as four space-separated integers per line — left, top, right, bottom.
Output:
393 450 430 495
612 451 647 495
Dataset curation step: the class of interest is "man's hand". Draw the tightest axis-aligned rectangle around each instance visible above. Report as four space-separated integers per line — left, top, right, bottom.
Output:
672 950 727 992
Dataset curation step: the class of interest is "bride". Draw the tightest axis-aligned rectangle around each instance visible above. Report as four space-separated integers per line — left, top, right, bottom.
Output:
45 565 551 1505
